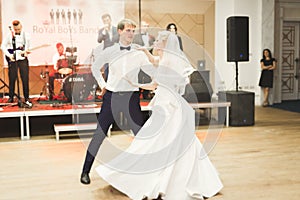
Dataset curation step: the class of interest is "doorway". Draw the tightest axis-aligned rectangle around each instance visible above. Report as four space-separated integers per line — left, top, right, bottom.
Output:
281 21 300 100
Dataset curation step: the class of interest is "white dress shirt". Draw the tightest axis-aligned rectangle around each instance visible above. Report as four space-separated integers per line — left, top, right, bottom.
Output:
91 43 155 92
1 31 30 61
52 53 66 71
102 25 113 41
142 33 150 47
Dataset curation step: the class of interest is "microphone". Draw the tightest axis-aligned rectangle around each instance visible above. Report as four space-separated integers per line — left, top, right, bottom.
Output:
9 26 15 38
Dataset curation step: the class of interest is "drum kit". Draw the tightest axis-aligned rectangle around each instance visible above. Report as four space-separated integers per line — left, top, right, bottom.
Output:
57 58 73 75
40 58 97 102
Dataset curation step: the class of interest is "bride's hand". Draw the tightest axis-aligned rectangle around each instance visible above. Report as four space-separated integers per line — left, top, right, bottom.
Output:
152 82 158 89
134 46 158 65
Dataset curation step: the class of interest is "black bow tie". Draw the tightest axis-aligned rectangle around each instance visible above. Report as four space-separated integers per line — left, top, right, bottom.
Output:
15 33 21 35
120 46 131 51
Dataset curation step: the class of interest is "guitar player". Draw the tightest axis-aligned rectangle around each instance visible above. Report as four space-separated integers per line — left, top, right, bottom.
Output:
1 20 32 107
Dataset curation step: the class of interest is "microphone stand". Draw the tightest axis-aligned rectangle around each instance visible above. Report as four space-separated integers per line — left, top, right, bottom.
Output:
68 25 76 72
0 68 10 98
67 25 76 104
38 63 50 101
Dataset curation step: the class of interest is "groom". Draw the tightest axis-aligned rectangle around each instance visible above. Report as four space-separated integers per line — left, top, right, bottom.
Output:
80 19 155 184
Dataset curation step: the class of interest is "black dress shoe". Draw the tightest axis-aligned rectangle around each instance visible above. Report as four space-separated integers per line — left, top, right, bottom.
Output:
49 93 54 100
7 98 13 103
25 98 32 103
80 172 90 184
24 99 33 108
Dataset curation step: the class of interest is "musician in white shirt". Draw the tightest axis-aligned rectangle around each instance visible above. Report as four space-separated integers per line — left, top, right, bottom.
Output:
1 20 31 105
48 42 67 100
80 19 155 185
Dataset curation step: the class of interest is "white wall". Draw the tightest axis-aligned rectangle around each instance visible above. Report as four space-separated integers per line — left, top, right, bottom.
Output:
215 0 262 104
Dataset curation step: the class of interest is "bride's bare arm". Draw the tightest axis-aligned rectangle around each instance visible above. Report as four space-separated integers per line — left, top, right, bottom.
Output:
137 47 159 66
139 82 158 91
122 75 157 90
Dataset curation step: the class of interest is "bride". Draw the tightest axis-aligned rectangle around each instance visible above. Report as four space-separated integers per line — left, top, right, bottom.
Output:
96 31 223 200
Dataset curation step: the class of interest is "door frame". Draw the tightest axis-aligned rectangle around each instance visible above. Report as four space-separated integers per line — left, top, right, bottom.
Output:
275 2 300 103
280 21 300 100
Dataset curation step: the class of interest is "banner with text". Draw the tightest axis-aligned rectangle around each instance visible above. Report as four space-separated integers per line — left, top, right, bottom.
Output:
1 0 124 66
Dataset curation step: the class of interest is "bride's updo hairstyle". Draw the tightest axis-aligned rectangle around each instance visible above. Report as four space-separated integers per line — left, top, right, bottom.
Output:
155 30 195 95
157 30 170 42
157 31 182 57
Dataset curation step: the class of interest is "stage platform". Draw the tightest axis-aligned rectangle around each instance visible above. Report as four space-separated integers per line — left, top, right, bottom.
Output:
0 96 153 140
0 95 230 140
0 97 98 139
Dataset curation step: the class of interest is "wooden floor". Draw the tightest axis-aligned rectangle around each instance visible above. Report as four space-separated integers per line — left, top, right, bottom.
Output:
0 106 299 200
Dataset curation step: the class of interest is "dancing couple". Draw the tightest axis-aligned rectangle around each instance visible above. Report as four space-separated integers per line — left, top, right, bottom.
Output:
81 18 223 200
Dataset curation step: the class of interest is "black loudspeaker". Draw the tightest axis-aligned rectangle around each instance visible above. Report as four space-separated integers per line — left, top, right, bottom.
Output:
227 16 249 62
219 91 254 126
183 71 213 103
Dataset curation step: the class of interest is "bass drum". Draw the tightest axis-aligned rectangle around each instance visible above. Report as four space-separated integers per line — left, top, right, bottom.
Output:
63 73 97 102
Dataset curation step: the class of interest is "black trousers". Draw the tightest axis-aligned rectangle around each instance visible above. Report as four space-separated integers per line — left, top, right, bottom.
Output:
8 59 29 99
82 90 145 173
49 72 66 94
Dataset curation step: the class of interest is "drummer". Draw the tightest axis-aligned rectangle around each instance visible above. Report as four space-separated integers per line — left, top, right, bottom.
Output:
49 42 70 100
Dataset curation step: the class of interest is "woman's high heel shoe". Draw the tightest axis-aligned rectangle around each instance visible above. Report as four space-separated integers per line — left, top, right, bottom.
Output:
262 101 269 107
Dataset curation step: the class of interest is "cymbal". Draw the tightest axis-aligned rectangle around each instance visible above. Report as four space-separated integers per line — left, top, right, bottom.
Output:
59 57 76 61
76 64 92 69
75 63 92 66
32 64 54 67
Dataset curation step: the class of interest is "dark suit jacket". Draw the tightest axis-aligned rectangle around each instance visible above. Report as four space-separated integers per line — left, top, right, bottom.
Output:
97 26 119 49
133 33 155 47
177 35 183 51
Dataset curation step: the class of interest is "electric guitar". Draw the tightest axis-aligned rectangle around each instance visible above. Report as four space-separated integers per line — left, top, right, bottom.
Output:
6 44 50 64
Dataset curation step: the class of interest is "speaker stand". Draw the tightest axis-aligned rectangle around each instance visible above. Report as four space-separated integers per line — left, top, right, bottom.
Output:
235 61 239 92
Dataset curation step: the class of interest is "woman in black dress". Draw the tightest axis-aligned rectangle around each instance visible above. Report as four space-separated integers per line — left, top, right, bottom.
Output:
259 48 276 106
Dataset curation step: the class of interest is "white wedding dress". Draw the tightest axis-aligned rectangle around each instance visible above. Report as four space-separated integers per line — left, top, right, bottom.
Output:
96 33 223 200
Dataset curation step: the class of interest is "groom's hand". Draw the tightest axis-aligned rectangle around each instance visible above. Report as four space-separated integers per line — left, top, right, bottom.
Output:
100 87 107 96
